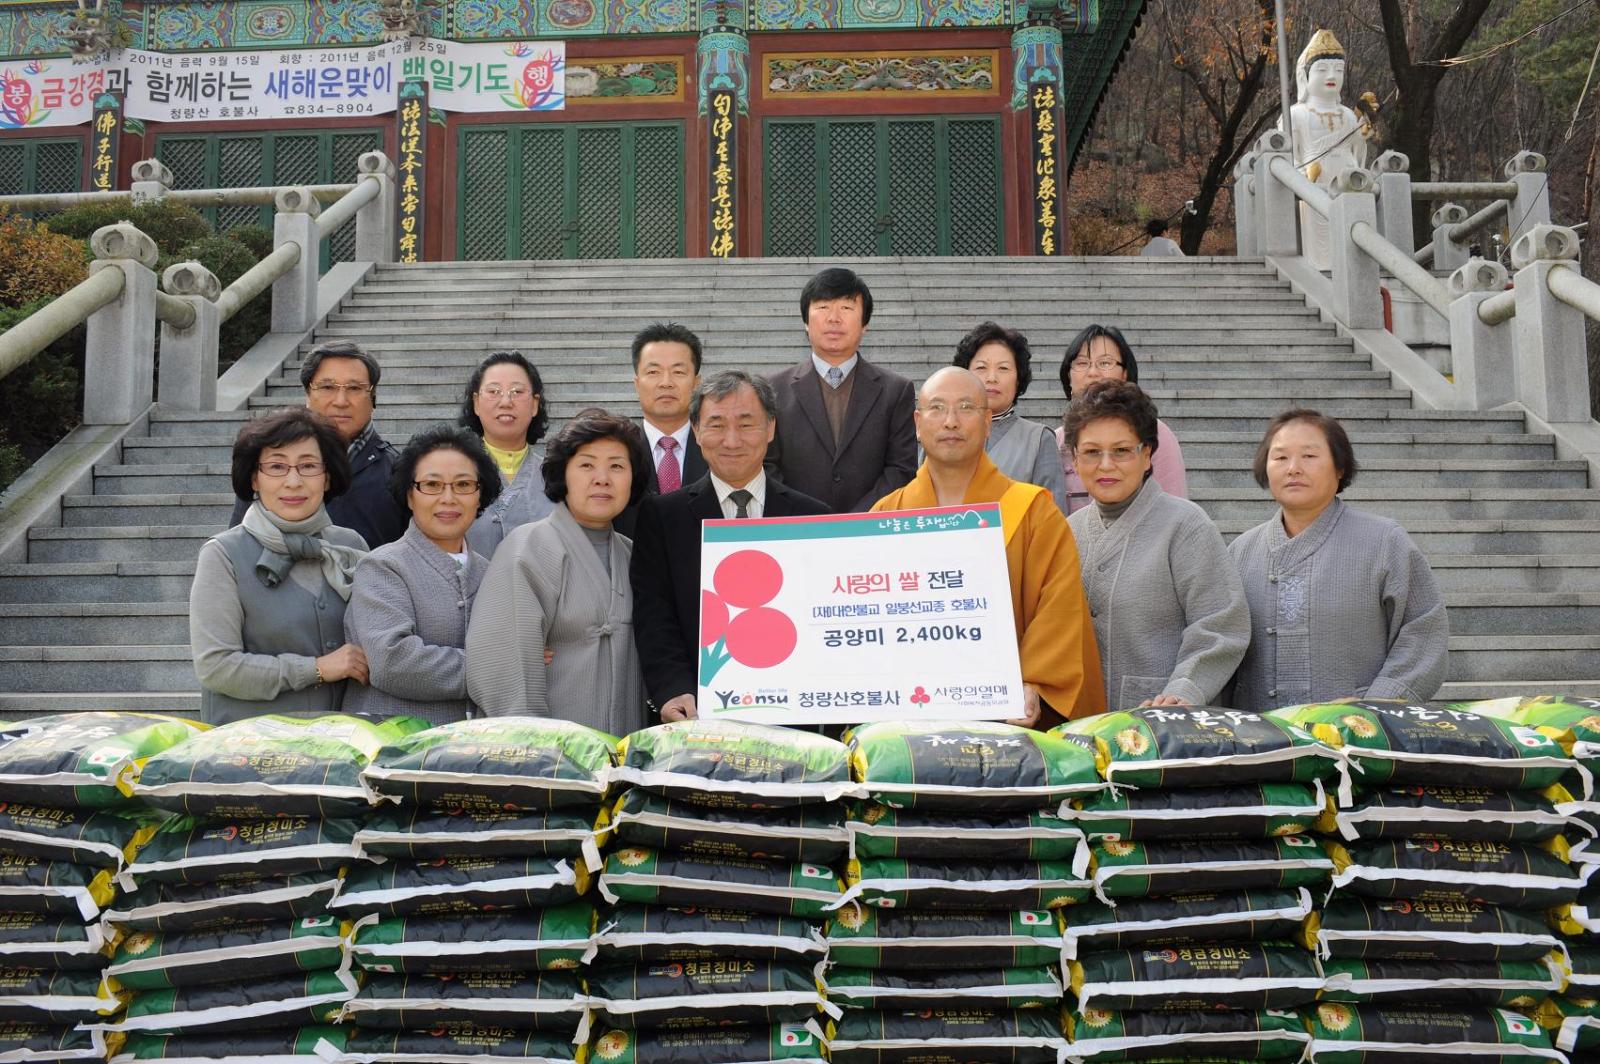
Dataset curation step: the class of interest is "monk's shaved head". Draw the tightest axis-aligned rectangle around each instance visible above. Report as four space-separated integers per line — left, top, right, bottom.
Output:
914 366 991 469
918 366 989 409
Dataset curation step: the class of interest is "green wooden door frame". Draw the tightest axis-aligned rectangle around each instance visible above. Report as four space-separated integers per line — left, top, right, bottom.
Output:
762 114 1004 257
0 137 84 199
454 120 685 261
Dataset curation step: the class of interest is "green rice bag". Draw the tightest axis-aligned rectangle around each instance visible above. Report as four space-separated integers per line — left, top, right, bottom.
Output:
105 915 348 991
1569 944 1600 987
1534 994 1600 1053
1071 782 1325 841
1271 700 1574 803
826 1008 1065 1064
101 968 358 1033
608 790 847 865
1061 706 1338 788
348 903 595 975
824 907 1061 970
103 872 341 932
1325 785 1568 843
1327 838 1589 908
323 1023 580 1064
1320 955 1560 1008
840 858 1090 910
615 721 854 808
1069 944 1323 1011
353 806 603 867
1308 1002 1561 1062
1310 895 1561 962
0 912 114 970
1458 694 1600 766
0 967 122 1024
0 803 163 870
589 958 829 1028
0 1020 103 1061
0 855 116 920
588 1023 827 1064
112 1025 342 1062
0 713 205 809
826 966 1059 1010
848 721 1099 812
1063 1006 1309 1063
847 805 1082 862
1061 889 1313 960
120 816 362 889
599 848 841 919
1090 835 1333 901
340 971 587 1032
331 856 585 918
362 717 617 811
133 715 429 820
595 906 825 964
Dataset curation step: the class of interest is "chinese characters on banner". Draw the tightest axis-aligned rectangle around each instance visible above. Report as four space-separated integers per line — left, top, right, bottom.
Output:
395 80 427 264
1030 83 1060 256
697 504 1024 725
0 55 111 130
89 93 121 191
708 90 736 258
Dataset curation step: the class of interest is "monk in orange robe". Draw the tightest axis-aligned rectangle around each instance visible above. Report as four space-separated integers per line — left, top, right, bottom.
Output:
872 367 1107 725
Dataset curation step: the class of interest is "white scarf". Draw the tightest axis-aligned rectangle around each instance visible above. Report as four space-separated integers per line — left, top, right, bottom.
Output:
241 501 365 601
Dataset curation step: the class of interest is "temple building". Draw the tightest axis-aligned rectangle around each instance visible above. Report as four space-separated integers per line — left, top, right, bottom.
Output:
0 0 1142 258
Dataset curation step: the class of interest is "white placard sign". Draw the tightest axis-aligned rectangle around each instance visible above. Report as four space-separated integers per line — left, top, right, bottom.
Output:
0 54 110 130
697 503 1024 725
123 41 409 122
400 39 565 113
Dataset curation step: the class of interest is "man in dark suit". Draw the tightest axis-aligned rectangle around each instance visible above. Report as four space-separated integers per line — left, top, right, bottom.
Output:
615 322 708 536
227 339 407 548
767 267 917 512
630 370 830 722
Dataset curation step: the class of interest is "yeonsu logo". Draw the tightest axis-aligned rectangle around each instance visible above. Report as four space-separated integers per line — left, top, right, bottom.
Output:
714 690 789 709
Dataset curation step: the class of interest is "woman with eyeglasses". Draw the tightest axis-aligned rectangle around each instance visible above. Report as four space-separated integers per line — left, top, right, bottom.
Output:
189 408 369 724
460 350 556 559
1063 382 1249 710
342 426 504 723
1056 324 1187 513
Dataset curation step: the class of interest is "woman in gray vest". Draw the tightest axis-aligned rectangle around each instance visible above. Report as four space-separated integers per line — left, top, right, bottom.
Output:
460 351 556 560
189 408 369 724
952 321 1068 512
466 410 650 736
343 426 503 724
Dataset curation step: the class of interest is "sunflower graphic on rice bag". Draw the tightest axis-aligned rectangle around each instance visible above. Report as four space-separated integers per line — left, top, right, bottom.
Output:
1308 1002 1562 1061
1057 706 1338 789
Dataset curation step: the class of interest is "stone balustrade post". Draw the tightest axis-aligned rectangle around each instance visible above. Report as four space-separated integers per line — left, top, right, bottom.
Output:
1430 203 1471 272
1233 151 1259 257
1510 225 1591 423
83 224 158 425
1505 150 1551 248
1371 150 1414 258
271 186 321 335
128 159 172 205
157 262 222 411
353 151 397 264
1446 258 1513 410
1326 167 1382 329
1254 129 1298 258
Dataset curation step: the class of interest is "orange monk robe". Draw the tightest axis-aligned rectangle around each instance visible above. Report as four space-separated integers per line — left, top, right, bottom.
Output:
871 453 1108 721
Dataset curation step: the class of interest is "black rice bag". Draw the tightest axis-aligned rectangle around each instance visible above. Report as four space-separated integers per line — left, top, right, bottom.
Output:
102 968 358 1033
826 1008 1066 1064
587 1022 827 1064
0 1020 104 1061
0 967 120 1024
615 721 855 809
595 906 825 964
1062 707 1339 788
341 971 588 1032
826 966 1059 1010
1310 895 1561 963
329 1023 581 1064
119 816 362 889
103 872 342 932
1320 955 1561 1008
0 803 162 870
841 858 1089 910
1071 782 1325 841
846 805 1082 862
352 806 603 866
824 907 1062 971
0 855 116 920
1090 835 1333 900
1327 838 1590 908
0 912 113 970
848 721 1100 813
111 1025 342 1062
1307 1001 1560 1061
105 915 348 991
348 903 595 975
589 958 827 1029
1327 785 1569 843
330 856 585 918
1069 944 1323 1011
1061 889 1313 960
599 848 841 919
609 790 848 865
1062 1006 1310 1063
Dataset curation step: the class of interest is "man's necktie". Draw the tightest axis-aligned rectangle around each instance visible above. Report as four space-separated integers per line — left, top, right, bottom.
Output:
657 437 681 493
728 489 753 519
825 366 844 388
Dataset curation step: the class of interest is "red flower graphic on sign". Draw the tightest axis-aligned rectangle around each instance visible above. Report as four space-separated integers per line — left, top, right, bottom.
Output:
910 686 931 705
699 550 797 684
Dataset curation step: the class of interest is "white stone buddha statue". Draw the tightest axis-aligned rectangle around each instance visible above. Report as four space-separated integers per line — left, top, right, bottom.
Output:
1288 29 1370 269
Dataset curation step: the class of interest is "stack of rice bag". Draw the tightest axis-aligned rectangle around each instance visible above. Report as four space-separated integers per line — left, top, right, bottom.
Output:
1055 707 1339 1063
1273 698 1581 1063
825 720 1098 1064
594 720 850 1064
0 712 204 1064
95 713 428 1063
328 716 614 1064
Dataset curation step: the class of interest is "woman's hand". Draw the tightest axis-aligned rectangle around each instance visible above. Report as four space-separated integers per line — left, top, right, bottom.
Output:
316 644 369 685
1140 693 1192 708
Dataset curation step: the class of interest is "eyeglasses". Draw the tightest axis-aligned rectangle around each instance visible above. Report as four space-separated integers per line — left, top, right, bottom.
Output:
308 383 373 398
921 400 985 418
413 478 482 495
1074 445 1145 466
478 386 535 402
257 460 327 478
1070 359 1124 372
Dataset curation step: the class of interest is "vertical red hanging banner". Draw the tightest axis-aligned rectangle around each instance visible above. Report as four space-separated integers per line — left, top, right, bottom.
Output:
1029 83 1061 256
708 90 737 258
89 92 122 192
396 79 428 264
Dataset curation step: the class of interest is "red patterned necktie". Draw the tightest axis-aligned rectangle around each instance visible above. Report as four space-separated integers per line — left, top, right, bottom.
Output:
657 436 682 493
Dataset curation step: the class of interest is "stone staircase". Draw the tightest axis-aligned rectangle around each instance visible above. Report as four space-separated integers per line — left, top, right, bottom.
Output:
2 256 1597 715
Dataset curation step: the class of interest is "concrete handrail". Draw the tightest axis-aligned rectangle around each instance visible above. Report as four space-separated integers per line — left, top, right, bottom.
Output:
1478 289 1517 326
1350 220 1454 317
1548 263 1600 320
1267 156 1332 218
1414 199 1511 267
314 176 380 238
0 183 357 213
0 267 124 382
153 290 196 330
215 240 301 324
1411 181 1518 200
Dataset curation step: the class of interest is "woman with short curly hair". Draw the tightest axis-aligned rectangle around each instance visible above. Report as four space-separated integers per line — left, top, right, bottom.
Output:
952 321 1068 512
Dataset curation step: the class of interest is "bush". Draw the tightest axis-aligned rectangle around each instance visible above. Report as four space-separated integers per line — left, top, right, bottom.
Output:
44 199 212 258
0 209 88 309
0 299 84 495
227 224 274 261
172 235 268 367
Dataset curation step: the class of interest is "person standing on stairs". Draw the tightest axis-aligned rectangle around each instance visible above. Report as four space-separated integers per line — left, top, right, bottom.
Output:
615 322 707 538
461 351 556 560
952 321 1068 513
191 407 370 724
227 340 408 550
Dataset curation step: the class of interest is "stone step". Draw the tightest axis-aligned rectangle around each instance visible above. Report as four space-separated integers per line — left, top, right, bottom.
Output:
1195 489 1600 521
0 692 200 720
0 603 191 645
0 562 194 603
1443 593 1600 636
341 292 1317 312
1435 679 1600 701
291 348 1376 368
328 305 1326 325
27 526 216 564
1426 555 1600 592
299 339 1360 358
0 646 196 694
1216 521 1600 556
61 494 236 527
1446 636 1600 683
1181 459 1590 491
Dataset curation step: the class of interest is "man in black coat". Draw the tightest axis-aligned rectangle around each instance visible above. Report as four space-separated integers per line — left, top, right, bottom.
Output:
227 340 408 548
630 370 830 722
615 322 709 537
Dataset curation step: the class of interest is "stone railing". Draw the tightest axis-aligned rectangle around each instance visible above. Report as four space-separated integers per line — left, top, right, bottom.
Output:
0 151 396 422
